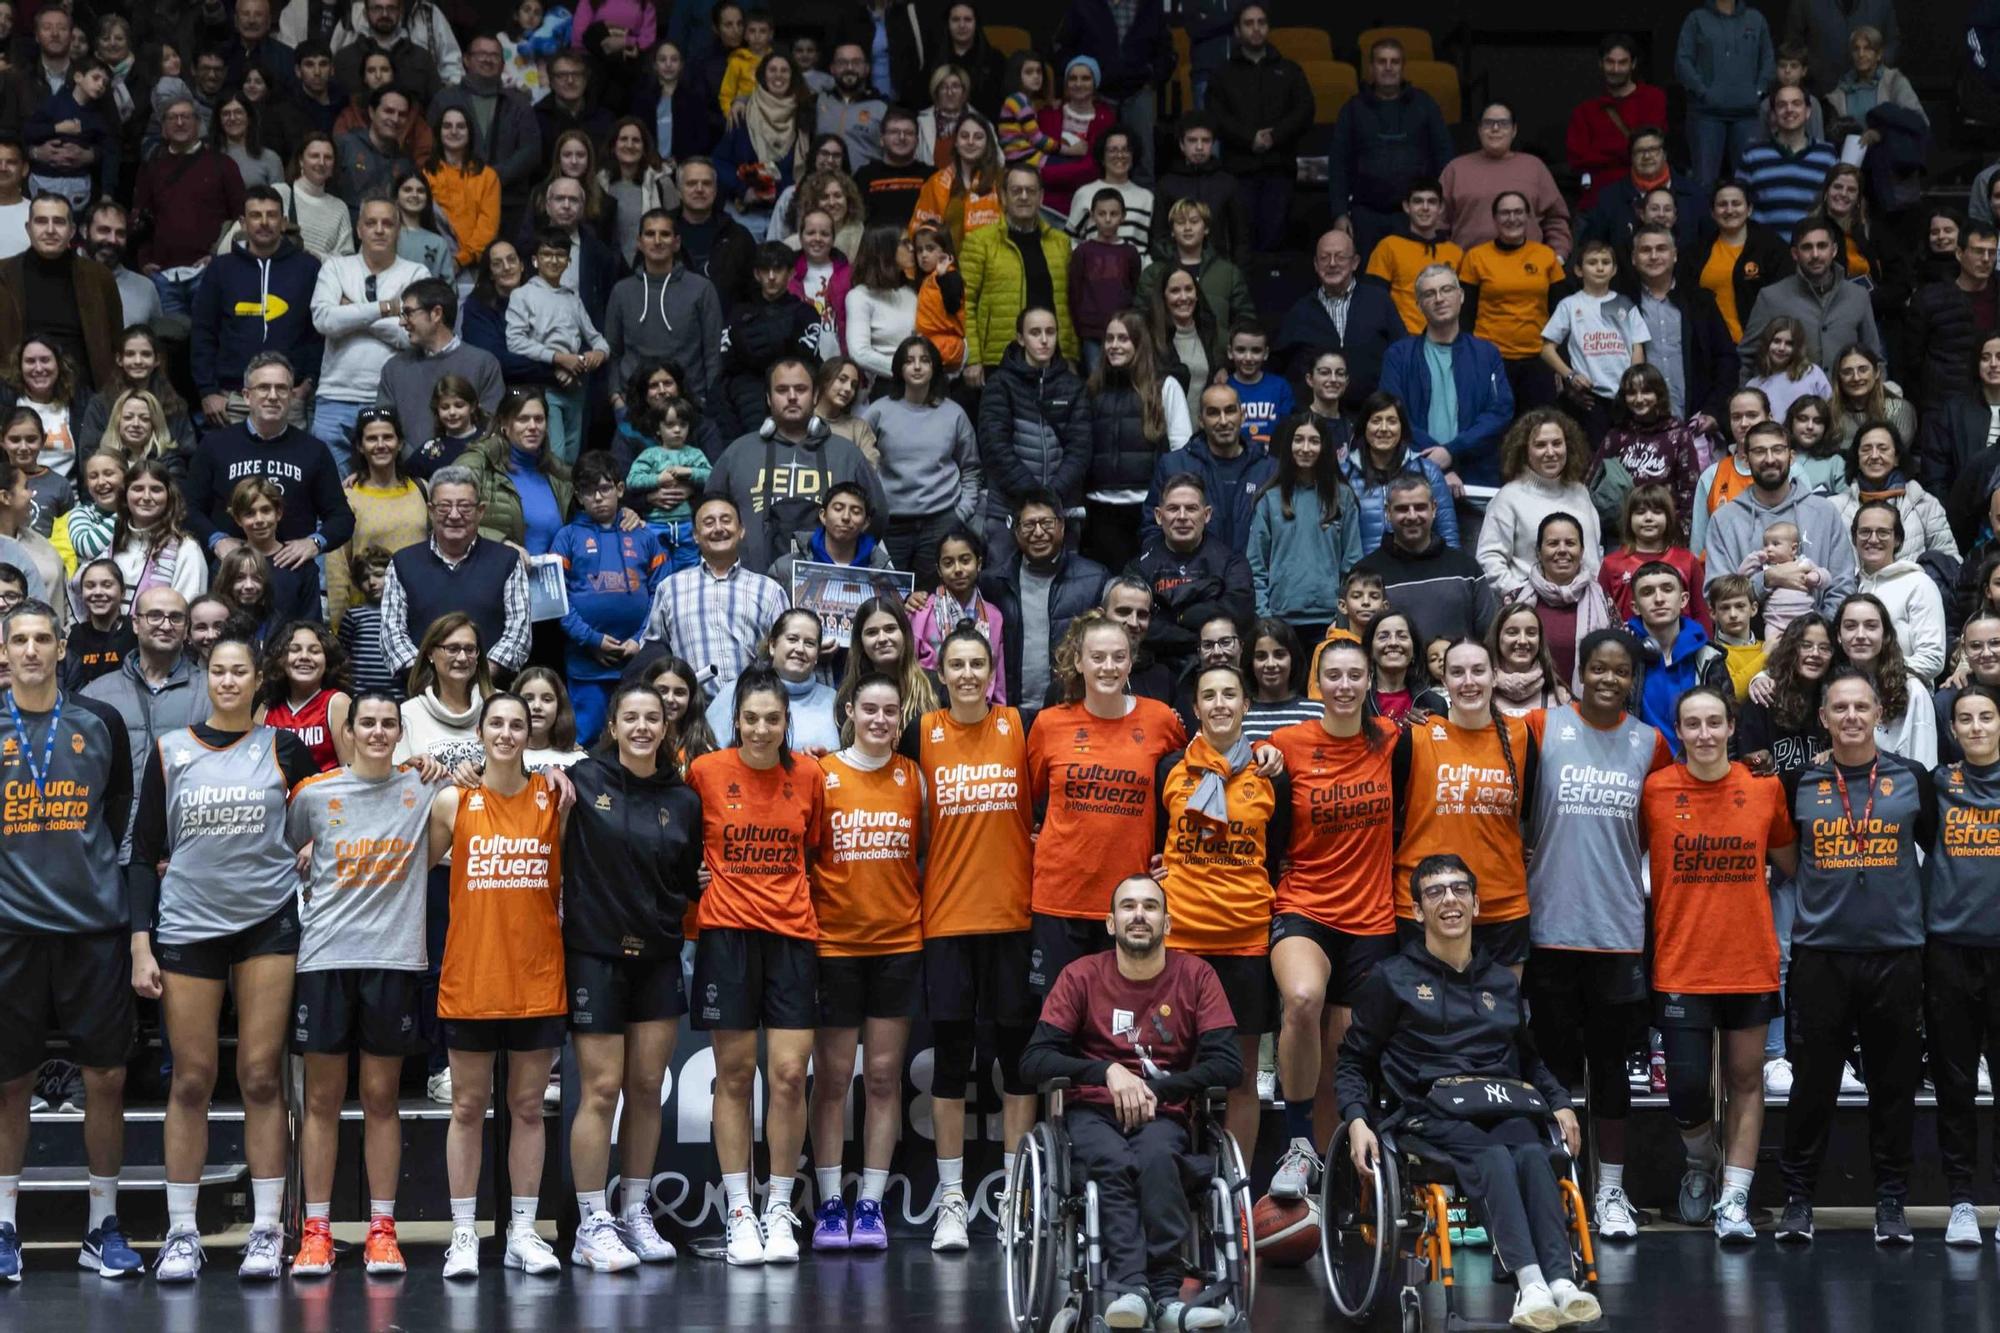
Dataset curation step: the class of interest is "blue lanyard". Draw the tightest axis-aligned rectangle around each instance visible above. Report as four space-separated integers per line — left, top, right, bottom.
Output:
5 688 62 800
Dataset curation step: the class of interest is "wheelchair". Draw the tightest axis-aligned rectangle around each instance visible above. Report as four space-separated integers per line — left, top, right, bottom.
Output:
1319 1117 1598 1332
1000 1078 1257 1333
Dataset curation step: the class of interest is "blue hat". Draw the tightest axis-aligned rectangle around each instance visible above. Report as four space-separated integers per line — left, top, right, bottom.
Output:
1065 55 1102 86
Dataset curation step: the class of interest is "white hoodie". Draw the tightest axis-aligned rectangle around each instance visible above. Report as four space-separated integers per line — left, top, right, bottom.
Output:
1859 558 1947 683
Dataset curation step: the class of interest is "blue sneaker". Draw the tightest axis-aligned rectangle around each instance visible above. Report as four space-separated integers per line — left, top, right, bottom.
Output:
0 1221 20 1282
811 1197 851 1251
81 1216 142 1277
849 1199 888 1251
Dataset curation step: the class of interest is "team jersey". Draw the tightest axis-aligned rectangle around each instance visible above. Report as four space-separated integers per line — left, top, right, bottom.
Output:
1154 740 1288 955
1783 753 1936 951
1029 698 1187 920
1524 706 1674 951
0 691 131 934
908 706 1033 937
1643 762 1794 994
287 764 437 972
811 750 923 957
1367 233 1466 334
439 773 564 1020
265 688 341 773
1928 758 2000 947
687 748 822 941
561 754 704 961
1268 717 1398 935
1392 714 1535 924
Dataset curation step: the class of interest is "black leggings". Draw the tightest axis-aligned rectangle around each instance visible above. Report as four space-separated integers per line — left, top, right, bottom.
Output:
932 1019 1035 1099
1661 1026 1720 1131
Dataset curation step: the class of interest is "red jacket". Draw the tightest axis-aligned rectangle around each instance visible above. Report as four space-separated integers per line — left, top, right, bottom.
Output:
1036 101 1119 217
1565 83 1668 211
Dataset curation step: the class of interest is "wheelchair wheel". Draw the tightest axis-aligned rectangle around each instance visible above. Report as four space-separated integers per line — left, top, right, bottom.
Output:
1003 1125 1064 1333
1216 1126 1257 1323
1319 1120 1398 1324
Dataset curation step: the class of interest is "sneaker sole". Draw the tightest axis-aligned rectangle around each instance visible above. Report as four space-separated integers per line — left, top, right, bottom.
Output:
503 1256 562 1275
931 1237 969 1253
1945 1232 1982 1249
811 1235 851 1251
762 1249 800 1265
848 1234 888 1251
290 1262 334 1277
364 1258 408 1275
724 1252 765 1266
1268 1181 1307 1201
1774 1229 1813 1244
1716 1229 1757 1246
443 1266 480 1280
570 1249 639 1273
1874 1232 1913 1247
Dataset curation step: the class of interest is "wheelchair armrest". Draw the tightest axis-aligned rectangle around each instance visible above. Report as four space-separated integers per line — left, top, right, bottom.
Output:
1040 1079 1073 1094
1201 1086 1230 1117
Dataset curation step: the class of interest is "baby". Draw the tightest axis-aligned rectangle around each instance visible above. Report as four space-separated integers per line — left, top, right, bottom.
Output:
1738 520 1827 647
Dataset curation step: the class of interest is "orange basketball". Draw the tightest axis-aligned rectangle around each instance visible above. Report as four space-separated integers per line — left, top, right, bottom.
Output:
1252 1194 1319 1267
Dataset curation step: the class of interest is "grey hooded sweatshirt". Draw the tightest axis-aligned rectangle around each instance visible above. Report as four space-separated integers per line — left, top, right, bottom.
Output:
605 264 726 402
1704 477 1857 615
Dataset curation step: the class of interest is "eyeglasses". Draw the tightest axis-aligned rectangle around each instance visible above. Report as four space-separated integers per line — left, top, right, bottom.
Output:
1479 118 1513 129
433 500 479 515
139 610 188 626
1202 636 1240 650
1016 518 1059 533
246 383 291 397
1418 880 1474 903
438 644 480 658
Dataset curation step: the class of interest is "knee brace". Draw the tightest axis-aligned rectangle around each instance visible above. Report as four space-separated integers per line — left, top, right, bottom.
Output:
1661 1027 1718 1131
931 1020 976 1101
997 1023 1036 1098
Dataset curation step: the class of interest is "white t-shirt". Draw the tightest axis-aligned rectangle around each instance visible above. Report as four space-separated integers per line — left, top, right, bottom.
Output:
1541 289 1650 399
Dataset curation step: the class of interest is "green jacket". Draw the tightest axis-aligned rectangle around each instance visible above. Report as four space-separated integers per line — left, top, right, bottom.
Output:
960 218 1080 368
459 433 575 546
1136 248 1258 338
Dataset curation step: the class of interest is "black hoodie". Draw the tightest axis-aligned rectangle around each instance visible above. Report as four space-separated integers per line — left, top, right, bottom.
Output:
718 290 822 438
561 753 705 961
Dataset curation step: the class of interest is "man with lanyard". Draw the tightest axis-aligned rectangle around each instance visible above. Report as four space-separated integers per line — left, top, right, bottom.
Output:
1019 874 1243 1333
1774 668 1935 1246
0 599 140 1279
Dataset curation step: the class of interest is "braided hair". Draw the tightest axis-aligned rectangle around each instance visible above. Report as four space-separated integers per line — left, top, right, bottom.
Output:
1444 635 1518 800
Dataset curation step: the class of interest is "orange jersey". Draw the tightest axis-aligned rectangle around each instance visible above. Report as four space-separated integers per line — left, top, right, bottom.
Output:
811 752 923 957
688 749 823 941
1644 762 1794 993
1393 715 1533 923
1270 717 1399 935
913 706 1033 936
1155 743 1287 955
1029 699 1187 920
439 774 564 1020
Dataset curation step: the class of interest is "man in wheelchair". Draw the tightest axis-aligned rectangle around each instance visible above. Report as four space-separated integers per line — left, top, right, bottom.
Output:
1336 855 1603 1332
1020 874 1245 1331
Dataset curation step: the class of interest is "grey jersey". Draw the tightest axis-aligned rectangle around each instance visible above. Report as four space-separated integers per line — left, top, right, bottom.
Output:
1525 705 1671 951
287 765 438 972
0 692 131 934
156 726 299 945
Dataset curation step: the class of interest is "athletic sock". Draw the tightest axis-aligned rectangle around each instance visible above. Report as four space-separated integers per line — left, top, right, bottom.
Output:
1597 1162 1625 1194
166 1182 200 1233
450 1196 478 1228
861 1168 888 1204
0 1176 18 1228
1682 1127 1721 1170
369 1198 395 1220
1283 1096 1316 1144
87 1175 117 1230
1003 1151 1017 1182
723 1172 752 1213
509 1195 538 1235
937 1156 964 1196
1721 1166 1755 1198
251 1177 284 1229
765 1176 795 1214
577 1190 606 1219
622 1180 651 1217
815 1167 843 1203
1517 1263 1545 1290
305 1202 331 1221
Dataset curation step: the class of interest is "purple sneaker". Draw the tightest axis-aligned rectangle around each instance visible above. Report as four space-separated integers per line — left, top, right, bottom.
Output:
849 1199 889 1251
812 1197 851 1251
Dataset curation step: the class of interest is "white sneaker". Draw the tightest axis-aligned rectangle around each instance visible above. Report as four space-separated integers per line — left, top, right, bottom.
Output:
503 1228 561 1275
1255 1069 1277 1103
1104 1292 1151 1329
1948 1202 1984 1247
1982 1059 1993 1097
1714 1191 1756 1244
153 1227 204 1283
1840 1063 1866 1095
1548 1278 1601 1326
725 1205 765 1266
993 1189 1013 1244
443 1226 480 1279
426 1068 453 1105
619 1206 677 1262
570 1210 639 1272
1509 1281 1563 1331
1763 1058 1793 1098
1269 1138 1321 1201
761 1205 801 1263
931 1193 970 1252
1594 1185 1639 1239
543 1074 562 1110
237 1225 283 1279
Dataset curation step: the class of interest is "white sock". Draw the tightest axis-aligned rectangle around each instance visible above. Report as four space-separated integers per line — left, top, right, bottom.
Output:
861 1168 888 1204
937 1156 964 1196
86 1175 116 1230
765 1175 795 1213
0 1176 17 1227
1682 1127 1721 1169
1597 1162 1624 1193
509 1195 538 1234
450 1196 478 1227
1517 1263 1545 1290
1721 1166 1755 1198
305 1201 331 1221
723 1172 752 1213
815 1167 843 1202
370 1198 395 1220
251 1177 284 1229
577 1189 606 1219
1003 1151 1016 1181
166 1181 199 1232
623 1179 651 1217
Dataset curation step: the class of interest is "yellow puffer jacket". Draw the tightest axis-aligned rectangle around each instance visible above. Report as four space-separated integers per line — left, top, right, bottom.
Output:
959 218 1079 369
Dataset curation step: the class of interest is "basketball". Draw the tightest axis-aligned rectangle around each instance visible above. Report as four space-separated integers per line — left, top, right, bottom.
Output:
1252 1194 1320 1267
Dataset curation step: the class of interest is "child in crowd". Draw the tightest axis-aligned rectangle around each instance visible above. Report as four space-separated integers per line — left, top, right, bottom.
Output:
214 546 282 645
62 557 135 689
1596 364 1704 540
1626 560 1728 751
1333 569 1387 638
1598 484 1708 627
1745 316 1832 425
1424 633 1451 684
1740 519 1827 646
506 228 611 464
910 522 1005 701
1067 189 1140 376
555 454 665 744
1153 111 1246 260
410 375 491 481
720 242 824 436
1784 395 1843 496
227 477 322 628
2 409 68 537
335 545 400 698
913 224 966 373
792 33 835 95
624 397 711 573
717 8 774 115
51 448 125 575
1540 236 1648 441
1366 178 1460 334
1227 321 1295 448
1705 572 1767 700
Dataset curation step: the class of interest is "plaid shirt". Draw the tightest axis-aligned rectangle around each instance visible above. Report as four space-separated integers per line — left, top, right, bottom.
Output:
379 536 534 675
643 558 788 695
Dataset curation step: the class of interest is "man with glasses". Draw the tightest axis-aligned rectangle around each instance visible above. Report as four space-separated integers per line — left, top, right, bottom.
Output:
1580 128 1703 254
379 466 532 678
82 588 209 864
1275 228 1401 410
816 43 886 168
183 350 355 569
1703 419 1856 616
961 165 1078 387
310 194 426 472
429 33 543 237
1379 264 1514 490
980 487 1108 715
536 50 613 168
1905 221 2000 414
853 108 926 228
375 277 505 445
191 186 324 427
331 0 450 103
1440 102 1572 258
133 97 247 321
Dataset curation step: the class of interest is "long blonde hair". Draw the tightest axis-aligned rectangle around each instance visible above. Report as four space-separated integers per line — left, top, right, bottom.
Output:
102 389 177 463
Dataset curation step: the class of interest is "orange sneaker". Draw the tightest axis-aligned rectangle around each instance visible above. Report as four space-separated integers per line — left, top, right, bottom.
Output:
292 1217 335 1277
363 1216 406 1275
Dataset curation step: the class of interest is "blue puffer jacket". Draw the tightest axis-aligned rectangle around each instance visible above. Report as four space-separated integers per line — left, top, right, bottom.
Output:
189 237 323 395
1342 446 1461 553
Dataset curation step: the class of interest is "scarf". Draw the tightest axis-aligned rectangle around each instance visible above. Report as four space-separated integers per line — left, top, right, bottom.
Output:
746 81 800 171
1858 470 1908 504
1631 163 1671 193
1493 664 1549 709
928 583 988 650
1513 571 1612 693
1184 732 1253 834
